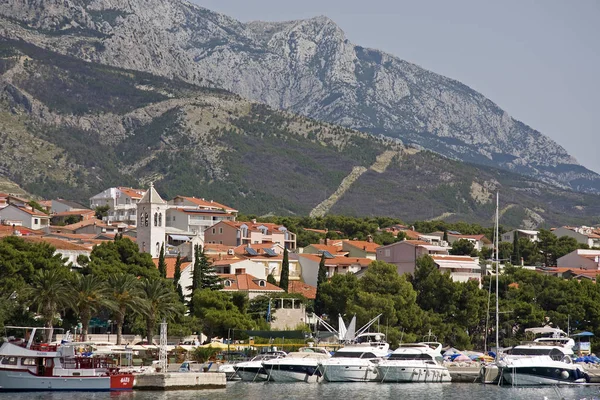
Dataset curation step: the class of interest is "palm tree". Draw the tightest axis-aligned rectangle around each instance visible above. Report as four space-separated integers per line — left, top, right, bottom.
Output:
107 274 146 345
140 279 182 344
72 274 112 342
25 269 74 342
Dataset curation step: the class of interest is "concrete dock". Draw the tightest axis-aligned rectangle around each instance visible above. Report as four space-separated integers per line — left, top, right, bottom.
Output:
134 372 226 390
448 365 600 384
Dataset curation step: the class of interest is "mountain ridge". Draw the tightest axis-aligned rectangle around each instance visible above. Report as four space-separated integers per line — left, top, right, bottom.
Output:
1 38 600 228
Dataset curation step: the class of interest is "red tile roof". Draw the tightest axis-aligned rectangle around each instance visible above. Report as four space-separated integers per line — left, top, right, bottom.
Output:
14 205 48 217
299 254 372 267
204 244 235 253
117 187 145 199
288 281 317 299
0 225 44 237
175 196 237 212
53 210 95 217
152 257 192 279
401 230 423 240
219 273 284 292
431 255 476 262
308 244 345 255
343 240 380 253
21 236 92 251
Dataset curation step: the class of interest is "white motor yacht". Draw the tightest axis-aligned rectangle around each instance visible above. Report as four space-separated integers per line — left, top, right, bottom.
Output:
233 351 286 382
263 347 331 382
375 342 451 383
498 350 589 386
317 333 390 382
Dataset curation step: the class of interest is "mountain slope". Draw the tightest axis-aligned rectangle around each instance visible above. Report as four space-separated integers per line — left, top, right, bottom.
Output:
1 0 598 194
0 38 599 228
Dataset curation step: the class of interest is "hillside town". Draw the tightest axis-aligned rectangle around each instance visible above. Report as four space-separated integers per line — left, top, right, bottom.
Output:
2 184 600 333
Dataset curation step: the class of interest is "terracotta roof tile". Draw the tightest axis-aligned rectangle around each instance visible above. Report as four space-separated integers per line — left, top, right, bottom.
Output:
21 236 92 251
288 281 317 299
219 273 284 292
117 187 146 199
343 240 380 253
175 196 237 212
152 257 192 279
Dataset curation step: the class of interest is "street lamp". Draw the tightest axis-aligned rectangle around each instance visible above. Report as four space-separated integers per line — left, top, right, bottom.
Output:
107 320 112 342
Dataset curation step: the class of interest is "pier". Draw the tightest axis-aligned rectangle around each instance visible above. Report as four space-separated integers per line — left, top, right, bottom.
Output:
134 372 226 390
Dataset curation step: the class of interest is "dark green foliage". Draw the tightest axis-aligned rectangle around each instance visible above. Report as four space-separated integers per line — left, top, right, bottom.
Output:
83 238 159 280
512 232 521 265
449 239 477 256
266 274 276 285
94 205 110 219
191 289 255 339
313 253 328 316
279 248 289 292
173 254 184 302
188 245 222 314
157 243 166 278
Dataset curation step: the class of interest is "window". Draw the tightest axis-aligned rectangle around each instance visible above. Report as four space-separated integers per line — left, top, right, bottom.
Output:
144 213 148 227
219 241 223 244
173 216 176 222
258 280 266 287
156 242 160 255
154 212 158 227
212 228 216 234
385 249 391 257
21 358 36 366
34 218 39 224
224 280 231 287
219 227 223 234
158 213 162 227
1 357 17 365
142 241 146 252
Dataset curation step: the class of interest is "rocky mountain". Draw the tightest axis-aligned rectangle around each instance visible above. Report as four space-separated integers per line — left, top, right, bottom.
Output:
1 0 598 194
1 38 599 228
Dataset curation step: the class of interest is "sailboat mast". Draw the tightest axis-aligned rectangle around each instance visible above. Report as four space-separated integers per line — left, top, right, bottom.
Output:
495 192 499 355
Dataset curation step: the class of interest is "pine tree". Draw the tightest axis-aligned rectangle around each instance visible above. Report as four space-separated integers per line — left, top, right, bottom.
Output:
157 243 167 278
314 252 327 316
279 248 289 292
188 244 202 314
512 232 521 266
443 230 448 243
198 249 222 290
173 253 184 302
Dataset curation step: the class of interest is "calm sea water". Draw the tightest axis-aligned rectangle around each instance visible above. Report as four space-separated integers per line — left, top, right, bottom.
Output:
1 382 599 400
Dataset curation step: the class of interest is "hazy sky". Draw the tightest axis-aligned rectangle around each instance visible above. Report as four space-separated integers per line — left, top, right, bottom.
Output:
193 0 600 173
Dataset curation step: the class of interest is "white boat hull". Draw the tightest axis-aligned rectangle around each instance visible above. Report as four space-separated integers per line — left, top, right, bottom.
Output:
318 361 378 382
266 368 319 383
235 368 268 382
502 370 586 386
0 369 131 391
376 364 451 383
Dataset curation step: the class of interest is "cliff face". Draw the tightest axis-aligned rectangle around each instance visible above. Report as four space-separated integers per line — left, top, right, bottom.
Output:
1 0 599 193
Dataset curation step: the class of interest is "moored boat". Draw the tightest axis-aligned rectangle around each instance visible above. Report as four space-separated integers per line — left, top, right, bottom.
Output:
234 351 286 382
375 342 451 383
263 347 331 382
317 333 389 382
0 327 133 391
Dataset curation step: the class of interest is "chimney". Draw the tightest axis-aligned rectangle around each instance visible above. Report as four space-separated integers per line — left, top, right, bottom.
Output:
411 226 415 231
367 235 373 243
251 219 257 224
325 237 328 245
319 238 324 245
218 253 222 260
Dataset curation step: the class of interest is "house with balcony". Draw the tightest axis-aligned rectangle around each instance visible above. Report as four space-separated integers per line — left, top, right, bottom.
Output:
204 220 297 250
168 196 238 215
89 187 146 226
21 236 92 269
302 243 348 257
430 255 482 283
553 226 600 248
166 208 236 236
232 244 301 284
447 233 491 252
220 272 284 300
376 240 449 276
51 218 127 235
298 253 372 287
501 229 539 243
0 204 50 231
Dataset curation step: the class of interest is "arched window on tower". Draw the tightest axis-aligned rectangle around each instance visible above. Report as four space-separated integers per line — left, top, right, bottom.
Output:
142 241 146 252
144 213 148 227
154 213 158 227
140 209 145 226
159 213 162 227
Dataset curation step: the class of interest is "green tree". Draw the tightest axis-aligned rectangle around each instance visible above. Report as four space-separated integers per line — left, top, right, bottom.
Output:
85 238 159 280
266 273 276 285
512 232 521 265
107 273 146 345
72 274 112 342
314 252 328 316
140 278 182 343
157 243 166 278
24 269 74 341
192 289 255 339
173 253 184 302
279 248 289 292
449 239 475 256
94 205 110 220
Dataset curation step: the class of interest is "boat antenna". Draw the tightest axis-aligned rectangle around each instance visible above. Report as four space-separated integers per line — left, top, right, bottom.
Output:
495 191 500 359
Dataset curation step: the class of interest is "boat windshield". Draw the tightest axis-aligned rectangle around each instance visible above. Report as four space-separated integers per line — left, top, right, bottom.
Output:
388 354 435 361
332 352 378 359
509 347 566 360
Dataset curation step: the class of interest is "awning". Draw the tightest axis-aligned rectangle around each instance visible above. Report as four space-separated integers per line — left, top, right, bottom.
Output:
572 331 595 337
169 234 191 241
